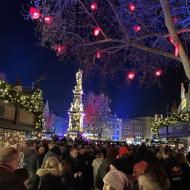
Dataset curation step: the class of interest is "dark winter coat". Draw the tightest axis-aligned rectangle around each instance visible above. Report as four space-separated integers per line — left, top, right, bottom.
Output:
0 163 23 190
65 156 85 190
95 157 116 189
36 168 62 190
23 148 39 178
162 157 184 190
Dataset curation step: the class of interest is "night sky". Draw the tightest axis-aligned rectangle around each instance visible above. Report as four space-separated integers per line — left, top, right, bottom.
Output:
0 1 186 119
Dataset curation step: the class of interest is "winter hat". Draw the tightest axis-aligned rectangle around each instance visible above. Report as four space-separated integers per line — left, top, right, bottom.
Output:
103 165 128 190
133 161 149 178
119 146 128 156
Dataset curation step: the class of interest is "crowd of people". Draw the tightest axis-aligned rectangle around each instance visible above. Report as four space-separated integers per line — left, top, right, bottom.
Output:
1 138 190 190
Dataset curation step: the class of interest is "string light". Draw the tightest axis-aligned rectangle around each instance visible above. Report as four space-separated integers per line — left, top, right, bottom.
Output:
133 25 141 32
91 3 97 11
96 51 101 59
44 16 53 24
129 3 135 11
30 7 41 20
155 69 162 77
93 27 101 36
127 71 135 80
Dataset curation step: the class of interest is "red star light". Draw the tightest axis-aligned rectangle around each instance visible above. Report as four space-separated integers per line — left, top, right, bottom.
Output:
30 7 41 20
91 3 97 11
155 69 162 77
93 27 101 36
96 51 101 59
129 3 135 11
133 25 141 32
44 16 53 24
127 71 135 80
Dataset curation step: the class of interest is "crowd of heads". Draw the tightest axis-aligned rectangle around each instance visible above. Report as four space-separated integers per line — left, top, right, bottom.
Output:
0 138 190 190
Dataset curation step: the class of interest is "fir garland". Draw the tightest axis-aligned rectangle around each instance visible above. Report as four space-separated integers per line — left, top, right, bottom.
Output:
0 80 44 129
152 111 190 138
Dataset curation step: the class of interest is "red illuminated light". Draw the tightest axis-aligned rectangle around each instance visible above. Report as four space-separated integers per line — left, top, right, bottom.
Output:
133 25 141 32
93 27 101 36
129 3 135 11
91 3 97 11
30 7 41 20
127 71 135 80
44 16 53 24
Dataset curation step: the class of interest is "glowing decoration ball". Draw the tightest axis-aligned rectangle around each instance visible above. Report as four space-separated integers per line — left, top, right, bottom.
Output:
55 44 64 54
91 3 97 11
127 71 135 80
93 27 101 36
44 16 53 24
96 51 101 59
30 7 41 20
133 25 141 32
129 3 135 11
155 69 162 77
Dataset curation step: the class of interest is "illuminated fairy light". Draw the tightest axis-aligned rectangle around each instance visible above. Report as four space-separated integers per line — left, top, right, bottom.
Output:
127 71 135 80
30 7 41 20
96 51 101 59
44 16 53 24
93 27 101 36
133 25 141 32
91 3 97 11
155 69 162 77
55 44 65 54
129 3 135 11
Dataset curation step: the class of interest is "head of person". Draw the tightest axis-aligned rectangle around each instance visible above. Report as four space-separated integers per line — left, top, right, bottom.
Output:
25 140 36 149
70 147 78 159
162 148 174 159
118 146 128 158
96 152 104 161
38 146 46 155
0 146 19 170
106 147 118 159
133 161 149 179
43 156 60 170
138 162 170 190
103 165 128 190
48 141 56 150
176 152 188 164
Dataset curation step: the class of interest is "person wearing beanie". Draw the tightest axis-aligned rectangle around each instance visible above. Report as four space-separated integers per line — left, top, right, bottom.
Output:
133 161 149 179
119 146 129 157
103 165 129 190
116 146 135 176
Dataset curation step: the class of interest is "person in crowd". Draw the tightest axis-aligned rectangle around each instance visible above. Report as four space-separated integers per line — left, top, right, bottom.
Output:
137 162 170 190
59 160 72 190
35 156 62 190
103 164 129 190
116 146 135 175
186 151 190 163
176 152 190 189
65 146 85 190
37 144 46 168
43 141 61 164
92 152 104 189
162 148 183 190
0 146 22 190
23 140 39 190
15 168 29 190
96 146 118 189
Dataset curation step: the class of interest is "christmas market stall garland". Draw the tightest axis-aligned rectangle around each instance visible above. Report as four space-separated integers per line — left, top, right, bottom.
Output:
0 80 44 129
152 111 190 138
